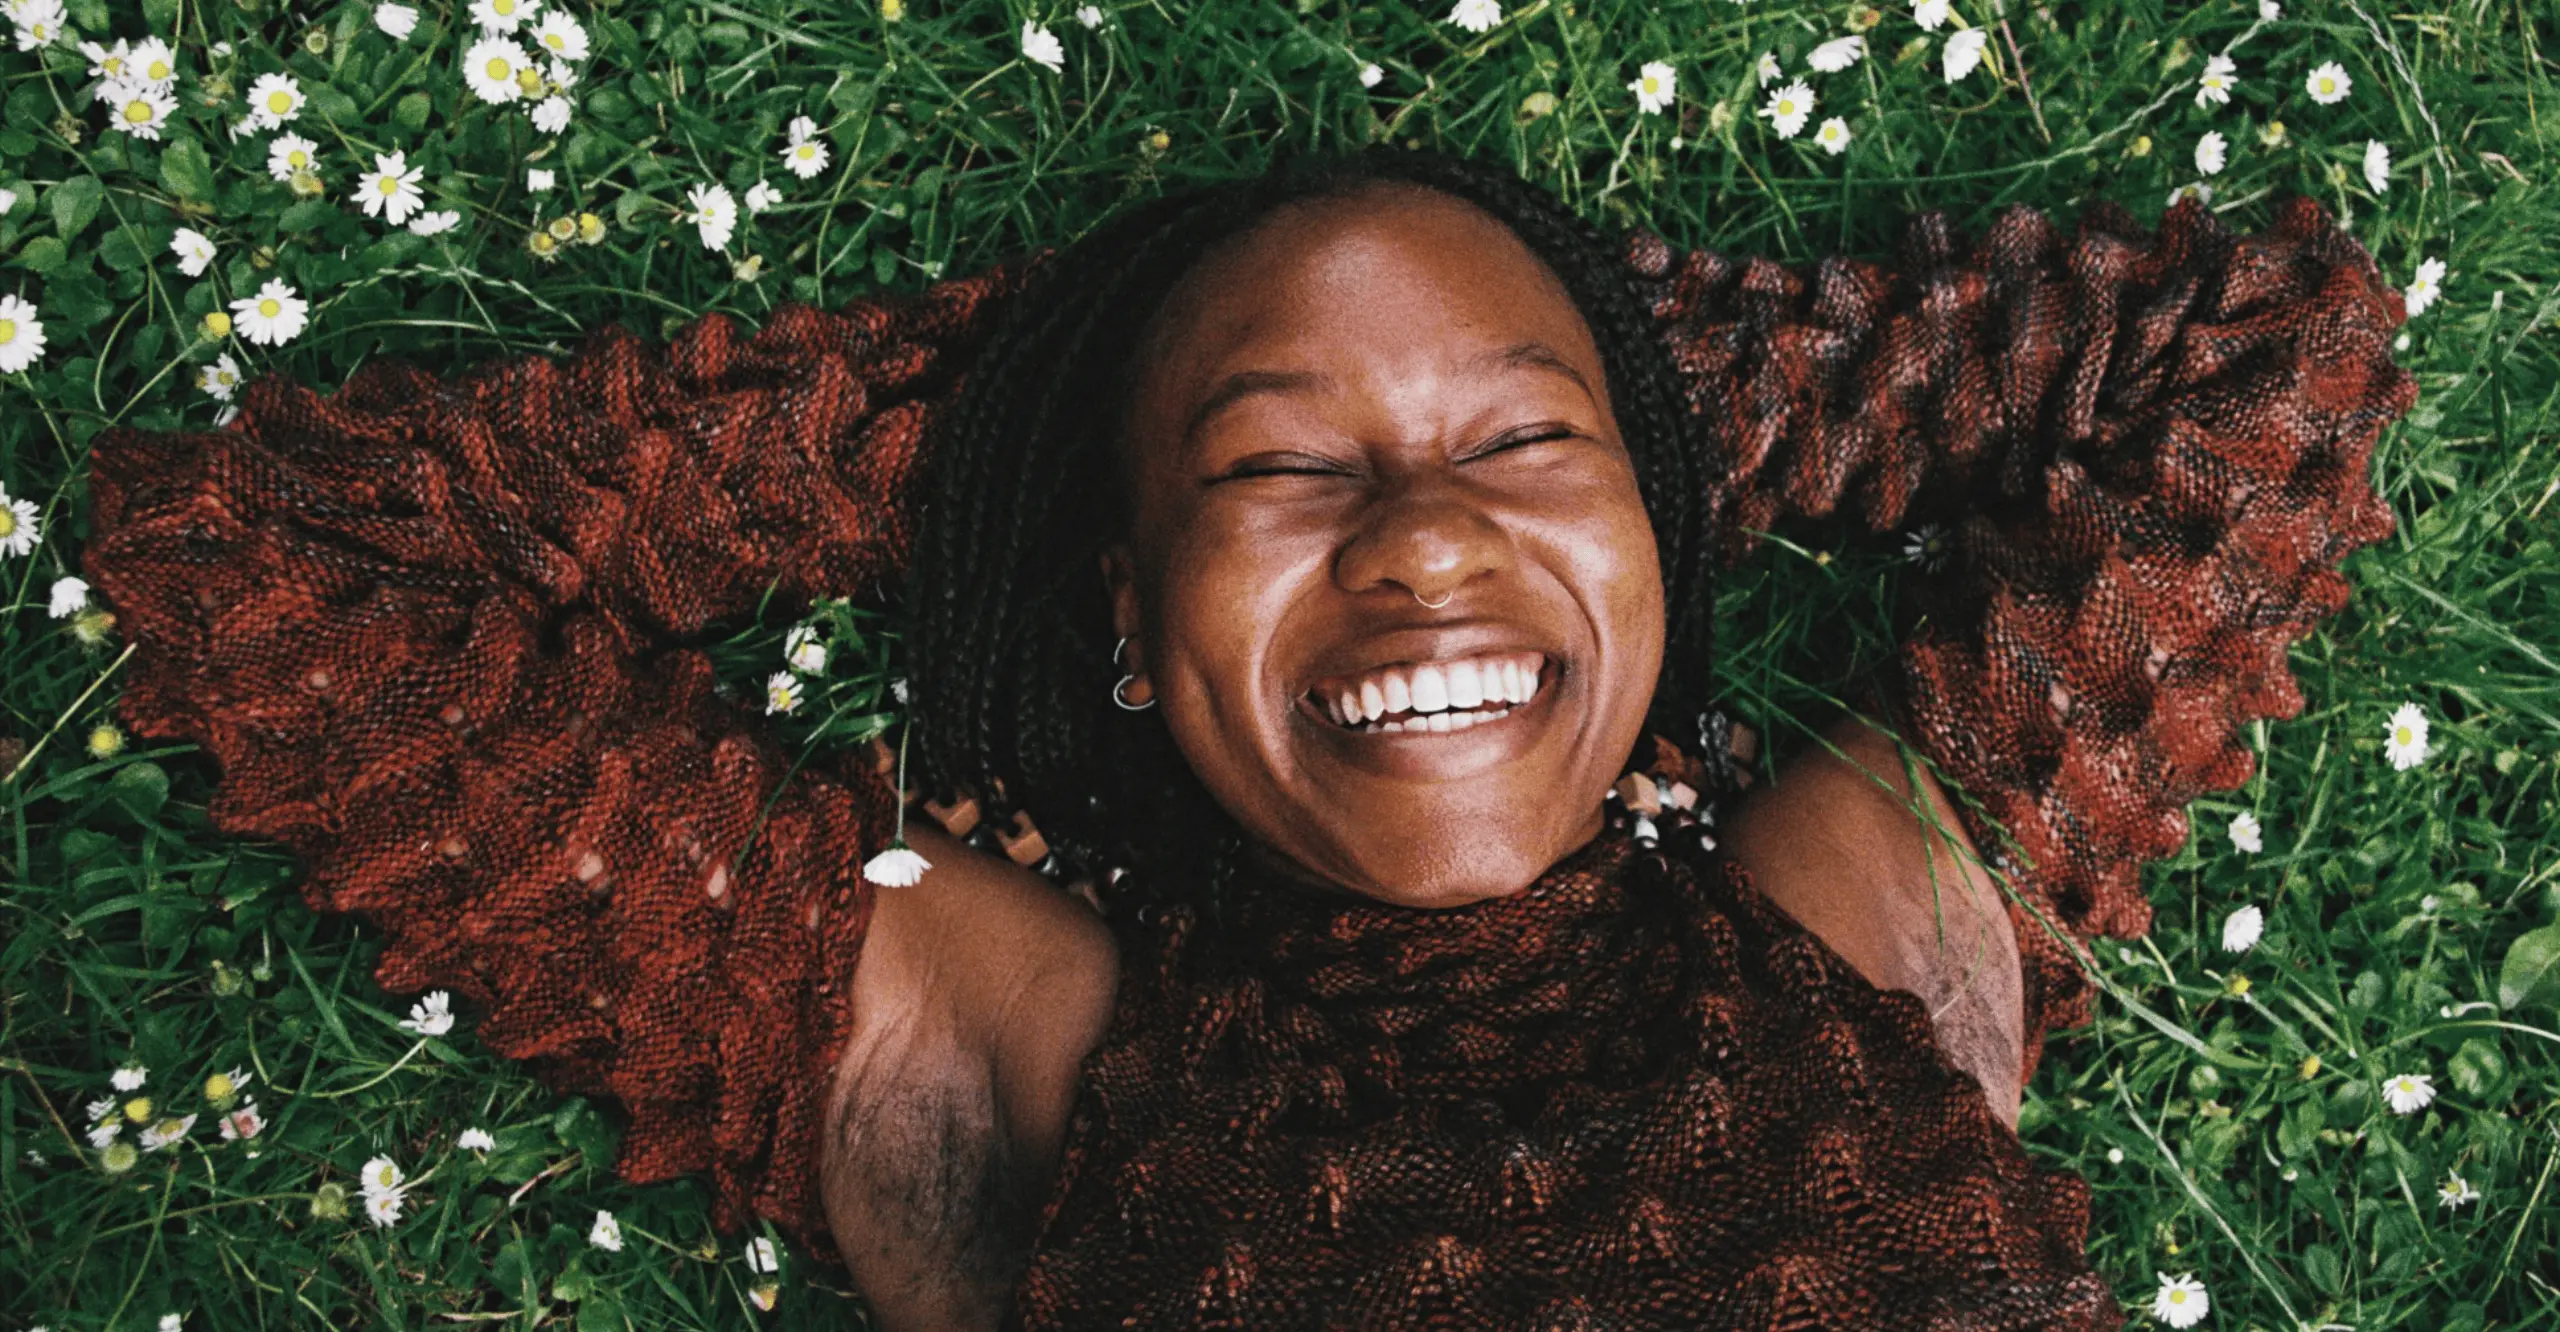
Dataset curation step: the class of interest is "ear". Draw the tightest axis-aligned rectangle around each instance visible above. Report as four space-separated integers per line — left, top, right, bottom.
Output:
1100 540 1141 655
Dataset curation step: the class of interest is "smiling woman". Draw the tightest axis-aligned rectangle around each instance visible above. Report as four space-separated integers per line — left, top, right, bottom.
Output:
77 147 2417 1330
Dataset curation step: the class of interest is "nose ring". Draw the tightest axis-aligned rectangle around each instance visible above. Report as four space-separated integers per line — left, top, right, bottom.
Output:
1413 588 1454 610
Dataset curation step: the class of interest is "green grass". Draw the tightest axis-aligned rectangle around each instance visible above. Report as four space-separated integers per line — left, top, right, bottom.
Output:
4 0 2555 1327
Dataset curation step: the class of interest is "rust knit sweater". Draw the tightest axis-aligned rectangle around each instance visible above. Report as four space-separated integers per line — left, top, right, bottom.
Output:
77 193 2416 1324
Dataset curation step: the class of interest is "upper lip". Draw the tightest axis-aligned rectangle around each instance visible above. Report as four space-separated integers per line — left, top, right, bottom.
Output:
1295 619 1563 697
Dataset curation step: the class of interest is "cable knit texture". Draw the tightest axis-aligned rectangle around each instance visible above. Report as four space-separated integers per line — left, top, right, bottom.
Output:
1629 194 2416 1082
77 191 2414 1314
1010 825 2117 1329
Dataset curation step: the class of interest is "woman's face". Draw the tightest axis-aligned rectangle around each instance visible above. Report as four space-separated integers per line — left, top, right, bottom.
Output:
1107 182 1665 909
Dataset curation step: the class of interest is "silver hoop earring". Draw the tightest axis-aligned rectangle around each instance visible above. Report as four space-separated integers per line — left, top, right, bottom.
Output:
1413 588 1454 610
1111 636 1157 712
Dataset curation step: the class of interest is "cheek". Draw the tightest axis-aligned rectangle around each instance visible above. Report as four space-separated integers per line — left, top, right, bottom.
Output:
1535 471 1667 687
1144 499 1335 728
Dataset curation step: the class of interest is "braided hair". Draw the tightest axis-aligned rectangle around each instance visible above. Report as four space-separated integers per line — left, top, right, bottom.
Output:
903 146 1715 919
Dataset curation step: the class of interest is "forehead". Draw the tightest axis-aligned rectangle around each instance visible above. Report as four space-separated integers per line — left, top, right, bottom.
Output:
1131 182 1601 405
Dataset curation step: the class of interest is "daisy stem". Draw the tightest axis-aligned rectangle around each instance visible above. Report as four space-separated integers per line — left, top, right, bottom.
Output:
307 1037 432 1100
891 712 912 846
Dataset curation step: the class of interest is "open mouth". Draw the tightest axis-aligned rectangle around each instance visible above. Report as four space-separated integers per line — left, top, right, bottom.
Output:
1302 651 1549 735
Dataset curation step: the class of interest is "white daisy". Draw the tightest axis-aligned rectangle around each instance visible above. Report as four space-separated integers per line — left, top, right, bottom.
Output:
1759 79 1815 138
1446 0 1501 35
1075 4 1103 27
12 0 66 50
352 150 426 227
231 279 309 346
2194 130 2227 176
528 167 555 192
862 842 931 888
746 1236 780 1273
359 1154 405 1194
1902 523 1949 571
49 575 89 617
164 228 218 279
457 1127 497 1152
244 72 306 129
2227 810 2262 853
1911 0 1950 31
103 80 179 140
1942 28 1989 82
2438 1173 2480 1209
1627 60 1674 115
2384 700 2432 767
2194 55 2237 109
531 95 572 133
2363 139 2390 193
1807 35 1866 73
688 182 737 252
2168 181 2215 208
589 1208 624 1251
1755 51 1780 87
463 37 532 104
744 179 781 214
217 1102 263 1141
2306 60 2350 105
80 36 133 85
2382 1071 2435 1114
2403 258 2446 318
197 352 242 400
408 209 461 236
138 1114 196 1151
0 186 16 214
2220 904 2263 953
400 990 455 1036
364 1187 405 1226
784 623 827 671
530 10 586 61
2 487 49 553
0 293 46 375
1358 62 1382 89
787 113 819 144
1814 116 1852 155
780 134 829 181
126 35 175 85
112 1065 148 1092
158 1316 182 1332
1020 19 1063 72
546 57 578 90
88 1119 121 1148
2151 1273 2209 1329
375 2 419 40
469 0 540 35
763 669 802 714
265 131 320 182
2259 0 2280 18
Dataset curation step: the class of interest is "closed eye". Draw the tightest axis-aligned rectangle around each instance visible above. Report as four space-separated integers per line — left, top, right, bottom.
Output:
1462 425 1582 462
1211 452 1355 482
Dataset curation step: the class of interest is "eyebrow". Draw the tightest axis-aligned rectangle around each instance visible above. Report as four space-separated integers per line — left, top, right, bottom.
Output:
1176 340 1596 457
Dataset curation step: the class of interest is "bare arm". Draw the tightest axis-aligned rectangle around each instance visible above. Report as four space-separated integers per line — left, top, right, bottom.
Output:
1722 712 2025 1128
820 825 1119 1331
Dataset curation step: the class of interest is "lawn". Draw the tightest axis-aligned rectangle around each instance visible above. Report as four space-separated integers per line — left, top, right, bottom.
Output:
2 0 2554 1327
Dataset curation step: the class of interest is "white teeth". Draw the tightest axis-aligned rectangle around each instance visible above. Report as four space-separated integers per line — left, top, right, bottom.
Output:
1501 660 1524 703
1445 660 1483 710
1426 711 1452 732
1359 679 1386 725
1382 672 1411 714
1409 664 1450 713
1339 689 1361 725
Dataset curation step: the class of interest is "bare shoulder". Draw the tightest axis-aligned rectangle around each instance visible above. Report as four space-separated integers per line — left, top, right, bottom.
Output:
1719 713 2026 1127
821 824 1120 1329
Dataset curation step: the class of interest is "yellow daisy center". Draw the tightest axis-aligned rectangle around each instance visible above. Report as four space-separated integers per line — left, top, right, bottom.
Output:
123 100 154 124
2168 1291 2187 1305
496 0 516 13
487 57 512 80
289 149 308 167
205 1072 235 1099
2318 77 2335 93
544 34 563 50
258 298 281 318
1778 98 1796 114
1642 77 1659 93
0 509 15 536
269 91 293 113
795 145 814 158
516 68 543 92
125 1098 154 1123
148 59 171 79
205 312 232 336
378 176 401 195
104 56 124 74
2394 725 2413 744
0 319 16 344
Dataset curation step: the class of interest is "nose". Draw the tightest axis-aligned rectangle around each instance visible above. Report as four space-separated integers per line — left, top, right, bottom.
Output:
1332 473 1513 608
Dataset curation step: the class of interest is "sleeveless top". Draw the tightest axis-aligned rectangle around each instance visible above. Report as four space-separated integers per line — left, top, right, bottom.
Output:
1005 823 2115 1329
